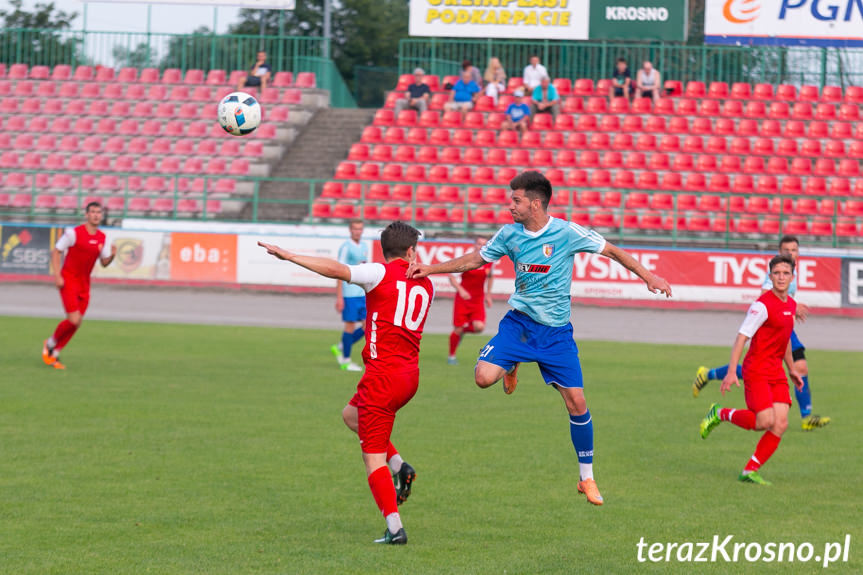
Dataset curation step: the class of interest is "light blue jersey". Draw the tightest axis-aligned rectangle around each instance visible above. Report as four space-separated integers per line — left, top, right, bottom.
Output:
480 217 606 327
762 270 797 297
338 240 368 298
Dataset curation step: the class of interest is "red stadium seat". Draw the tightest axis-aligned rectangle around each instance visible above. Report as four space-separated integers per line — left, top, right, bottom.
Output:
586 97 607 114
588 133 610 150
784 120 806 138
588 170 611 188
645 117 666 133
696 155 717 172
732 175 754 194
635 134 657 152
815 103 836 120
708 82 729 99
668 117 689 134
743 156 765 174
766 157 788 175
722 100 743 117
601 151 623 169
649 153 670 171
676 98 697 116
637 172 660 190
712 118 734 135
672 153 693 171
573 78 594 95
845 86 863 103
562 97 584 114
821 85 842 102
791 102 813 119
685 81 706 98
654 99 674 115
839 104 860 121
814 158 836 176
630 98 651 114
737 119 758 136
612 133 634 151
796 85 818 101
609 97 629 114
74 65 94 81
730 137 750 155
691 117 712 135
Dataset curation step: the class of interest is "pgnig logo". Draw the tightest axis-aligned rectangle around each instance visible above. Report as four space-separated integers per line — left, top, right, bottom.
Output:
723 0 760 23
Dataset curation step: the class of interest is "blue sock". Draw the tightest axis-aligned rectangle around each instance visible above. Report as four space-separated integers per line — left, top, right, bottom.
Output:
351 327 364 344
707 365 742 381
341 331 353 360
795 376 812 417
569 410 594 473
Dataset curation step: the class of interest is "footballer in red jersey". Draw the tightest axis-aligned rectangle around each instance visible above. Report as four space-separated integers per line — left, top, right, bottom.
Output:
42 202 116 369
447 236 493 364
259 221 434 545
699 254 805 485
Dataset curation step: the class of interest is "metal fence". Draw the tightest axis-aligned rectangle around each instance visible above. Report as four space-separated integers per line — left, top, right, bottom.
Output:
2 170 859 249
399 39 863 88
0 28 356 107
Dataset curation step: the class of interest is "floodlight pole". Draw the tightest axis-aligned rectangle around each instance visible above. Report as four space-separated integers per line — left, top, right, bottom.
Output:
323 0 331 58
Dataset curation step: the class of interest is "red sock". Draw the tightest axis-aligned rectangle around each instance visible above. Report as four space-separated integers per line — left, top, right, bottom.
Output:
52 320 79 350
744 431 782 472
448 331 461 356
386 442 398 461
367 465 398 517
720 408 756 430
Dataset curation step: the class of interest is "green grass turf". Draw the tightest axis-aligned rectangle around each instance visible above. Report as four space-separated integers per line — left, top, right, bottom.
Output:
0 315 860 574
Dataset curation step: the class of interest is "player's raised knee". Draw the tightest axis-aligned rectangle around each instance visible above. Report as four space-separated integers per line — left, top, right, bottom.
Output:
474 367 499 388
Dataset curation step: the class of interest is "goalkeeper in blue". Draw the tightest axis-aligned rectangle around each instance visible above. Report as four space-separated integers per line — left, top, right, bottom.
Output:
692 235 830 431
408 170 672 505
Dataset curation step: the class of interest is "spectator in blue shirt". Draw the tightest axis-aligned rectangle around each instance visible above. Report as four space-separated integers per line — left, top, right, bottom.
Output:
501 89 531 135
530 76 560 122
445 70 480 119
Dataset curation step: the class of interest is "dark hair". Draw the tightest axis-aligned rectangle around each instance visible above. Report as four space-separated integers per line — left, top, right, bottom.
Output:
381 221 421 259
617 57 627 63
462 59 472 69
85 201 102 211
779 235 799 248
769 254 795 273
510 170 552 210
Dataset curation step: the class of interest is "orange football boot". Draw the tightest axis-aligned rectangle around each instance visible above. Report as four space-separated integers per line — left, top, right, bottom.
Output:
577 478 604 506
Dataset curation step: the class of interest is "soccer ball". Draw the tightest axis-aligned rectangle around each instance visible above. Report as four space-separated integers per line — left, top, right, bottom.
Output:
217 91 262 136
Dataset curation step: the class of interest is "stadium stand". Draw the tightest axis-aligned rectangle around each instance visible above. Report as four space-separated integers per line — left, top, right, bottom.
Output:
312 75 862 241
0 64 321 217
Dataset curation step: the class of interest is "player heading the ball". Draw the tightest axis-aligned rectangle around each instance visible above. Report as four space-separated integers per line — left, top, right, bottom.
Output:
407 170 671 506
259 221 434 545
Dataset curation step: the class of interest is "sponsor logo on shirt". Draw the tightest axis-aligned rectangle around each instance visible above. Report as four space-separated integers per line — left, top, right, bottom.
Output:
542 243 555 258
516 262 551 274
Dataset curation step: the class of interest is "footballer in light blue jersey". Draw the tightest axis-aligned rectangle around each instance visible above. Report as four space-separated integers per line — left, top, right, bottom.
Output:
331 220 369 371
692 235 829 430
408 171 671 505
480 216 606 327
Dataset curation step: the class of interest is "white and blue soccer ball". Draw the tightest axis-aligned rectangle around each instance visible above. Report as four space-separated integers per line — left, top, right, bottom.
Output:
218 91 262 136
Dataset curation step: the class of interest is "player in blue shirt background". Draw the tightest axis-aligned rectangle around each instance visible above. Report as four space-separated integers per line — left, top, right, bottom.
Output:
692 235 830 431
408 171 672 505
332 219 369 372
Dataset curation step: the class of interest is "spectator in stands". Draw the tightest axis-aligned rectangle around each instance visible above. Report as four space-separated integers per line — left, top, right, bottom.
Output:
483 57 507 105
394 67 431 115
522 54 548 91
237 50 272 92
501 89 531 135
462 59 482 86
609 57 631 100
635 60 661 104
445 69 481 118
530 76 559 122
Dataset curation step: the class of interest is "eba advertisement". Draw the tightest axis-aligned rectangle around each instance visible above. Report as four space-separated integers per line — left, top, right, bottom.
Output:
705 0 863 46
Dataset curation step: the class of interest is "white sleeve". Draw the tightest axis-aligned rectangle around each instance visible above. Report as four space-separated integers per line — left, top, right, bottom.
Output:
100 241 112 259
348 263 386 293
738 301 769 338
55 227 76 251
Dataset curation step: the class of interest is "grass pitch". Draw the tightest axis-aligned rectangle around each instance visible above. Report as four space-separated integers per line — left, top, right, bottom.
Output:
1 315 860 574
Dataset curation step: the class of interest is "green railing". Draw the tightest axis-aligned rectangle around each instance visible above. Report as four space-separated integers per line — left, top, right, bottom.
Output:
399 39 863 88
0 28 356 107
2 170 860 249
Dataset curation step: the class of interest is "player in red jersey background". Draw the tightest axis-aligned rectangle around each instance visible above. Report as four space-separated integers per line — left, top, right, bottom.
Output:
259 221 434 545
42 202 116 369
447 236 493 365
699 254 804 486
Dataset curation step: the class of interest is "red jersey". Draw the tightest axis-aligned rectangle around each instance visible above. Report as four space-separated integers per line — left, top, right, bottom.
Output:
350 259 434 374
56 225 109 284
455 263 491 303
741 290 796 380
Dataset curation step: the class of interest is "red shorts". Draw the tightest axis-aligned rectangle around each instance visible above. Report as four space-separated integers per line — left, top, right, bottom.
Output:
453 300 486 329
59 278 90 315
349 368 418 453
743 376 792 414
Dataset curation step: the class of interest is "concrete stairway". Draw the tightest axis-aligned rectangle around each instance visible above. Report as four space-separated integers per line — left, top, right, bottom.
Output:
252 108 375 222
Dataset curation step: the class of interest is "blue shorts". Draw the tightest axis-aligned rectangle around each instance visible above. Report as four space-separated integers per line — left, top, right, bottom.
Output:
342 296 367 323
790 330 804 351
478 310 584 389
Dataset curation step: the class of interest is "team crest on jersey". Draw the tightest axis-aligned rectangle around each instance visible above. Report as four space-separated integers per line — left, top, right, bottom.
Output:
542 243 554 258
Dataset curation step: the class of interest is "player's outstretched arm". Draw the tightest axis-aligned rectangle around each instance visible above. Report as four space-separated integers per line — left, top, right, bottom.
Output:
720 334 748 394
600 242 672 298
407 250 486 279
258 241 351 282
